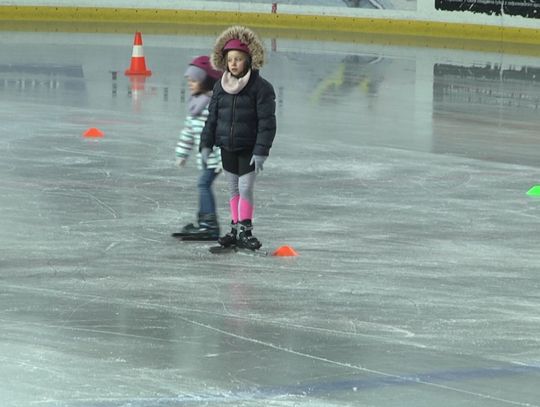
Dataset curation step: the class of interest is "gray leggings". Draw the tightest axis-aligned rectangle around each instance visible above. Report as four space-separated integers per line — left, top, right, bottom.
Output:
221 148 256 205
225 170 255 204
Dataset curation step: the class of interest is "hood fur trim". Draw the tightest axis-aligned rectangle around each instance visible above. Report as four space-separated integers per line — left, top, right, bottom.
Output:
211 26 265 71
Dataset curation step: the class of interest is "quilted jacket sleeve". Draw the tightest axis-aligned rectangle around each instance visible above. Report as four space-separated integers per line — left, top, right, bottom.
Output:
253 78 276 157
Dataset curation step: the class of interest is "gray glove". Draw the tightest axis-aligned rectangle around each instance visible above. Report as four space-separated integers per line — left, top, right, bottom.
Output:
200 147 211 168
250 155 267 173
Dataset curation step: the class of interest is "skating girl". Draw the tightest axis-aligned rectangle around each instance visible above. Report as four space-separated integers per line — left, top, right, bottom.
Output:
200 26 277 250
173 56 222 240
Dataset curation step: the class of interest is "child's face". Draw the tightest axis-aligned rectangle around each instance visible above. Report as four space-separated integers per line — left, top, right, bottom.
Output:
187 79 203 95
227 50 248 77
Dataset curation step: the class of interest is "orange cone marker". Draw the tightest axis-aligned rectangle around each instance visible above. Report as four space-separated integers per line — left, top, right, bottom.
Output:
272 245 298 257
125 32 152 76
83 128 104 138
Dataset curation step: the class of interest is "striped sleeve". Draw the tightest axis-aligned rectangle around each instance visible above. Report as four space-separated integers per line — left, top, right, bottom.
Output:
177 107 222 171
175 116 195 159
193 108 222 171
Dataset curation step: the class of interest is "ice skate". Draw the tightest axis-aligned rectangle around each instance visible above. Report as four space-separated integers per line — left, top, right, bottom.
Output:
216 221 238 247
236 219 262 251
172 213 219 241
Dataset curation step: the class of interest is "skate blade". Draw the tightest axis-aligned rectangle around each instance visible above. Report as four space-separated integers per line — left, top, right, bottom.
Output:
172 233 218 241
236 247 268 257
209 245 268 257
209 245 236 254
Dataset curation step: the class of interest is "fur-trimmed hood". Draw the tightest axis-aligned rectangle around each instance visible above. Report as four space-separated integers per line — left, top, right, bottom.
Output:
210 26 265 71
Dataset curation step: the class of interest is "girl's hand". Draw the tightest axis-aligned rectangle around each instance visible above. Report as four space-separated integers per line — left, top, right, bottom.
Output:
200 148 211 168
250 155 267 173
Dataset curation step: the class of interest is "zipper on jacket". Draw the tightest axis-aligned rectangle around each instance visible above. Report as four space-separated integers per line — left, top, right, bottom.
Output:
229 95 237 148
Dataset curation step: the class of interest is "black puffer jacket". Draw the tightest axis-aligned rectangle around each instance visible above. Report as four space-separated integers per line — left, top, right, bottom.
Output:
200 70 276 156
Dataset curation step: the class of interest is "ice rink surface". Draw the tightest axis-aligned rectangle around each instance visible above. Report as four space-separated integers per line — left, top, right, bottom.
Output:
1 28 540 406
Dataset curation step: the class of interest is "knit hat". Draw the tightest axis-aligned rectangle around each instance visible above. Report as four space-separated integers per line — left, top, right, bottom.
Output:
210 26 265 71
184 55 222 82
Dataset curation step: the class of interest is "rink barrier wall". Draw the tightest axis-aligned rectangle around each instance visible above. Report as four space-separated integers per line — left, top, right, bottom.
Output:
0 5 540 48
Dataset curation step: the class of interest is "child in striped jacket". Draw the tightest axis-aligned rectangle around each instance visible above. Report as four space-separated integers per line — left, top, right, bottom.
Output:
172 56 223 240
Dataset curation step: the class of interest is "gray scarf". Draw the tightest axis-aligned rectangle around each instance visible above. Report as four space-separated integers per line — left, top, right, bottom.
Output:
187 92 212 116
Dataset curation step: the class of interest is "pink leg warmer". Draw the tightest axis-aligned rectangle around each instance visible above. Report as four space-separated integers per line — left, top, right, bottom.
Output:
239 197 254 221
229 195 240 223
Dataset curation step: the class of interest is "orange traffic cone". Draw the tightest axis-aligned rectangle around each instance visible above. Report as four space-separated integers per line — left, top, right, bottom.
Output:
272 245 298 257
83 128 104 138
125 32 152 76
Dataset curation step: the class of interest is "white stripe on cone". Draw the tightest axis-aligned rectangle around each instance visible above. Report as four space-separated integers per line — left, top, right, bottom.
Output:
132 45 144 57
